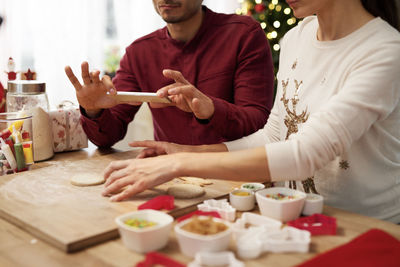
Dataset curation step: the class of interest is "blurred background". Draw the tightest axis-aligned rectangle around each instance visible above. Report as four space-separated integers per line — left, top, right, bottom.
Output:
0 0 241 106
1 0 398 149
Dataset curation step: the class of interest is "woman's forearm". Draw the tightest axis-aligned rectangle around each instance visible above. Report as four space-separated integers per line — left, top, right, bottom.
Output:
176 147 271 182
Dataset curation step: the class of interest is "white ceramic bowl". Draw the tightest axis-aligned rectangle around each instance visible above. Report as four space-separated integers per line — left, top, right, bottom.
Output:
256 187 306 223
240 183 265 192
174 216 232 258
229 189 255 211
302 193 324 216
115 209 173 253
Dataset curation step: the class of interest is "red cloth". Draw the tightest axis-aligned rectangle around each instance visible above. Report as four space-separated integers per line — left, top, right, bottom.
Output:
296 229 400 267
81 6 274 147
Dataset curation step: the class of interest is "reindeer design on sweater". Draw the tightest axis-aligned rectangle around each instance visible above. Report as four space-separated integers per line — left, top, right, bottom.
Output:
280 78 318 193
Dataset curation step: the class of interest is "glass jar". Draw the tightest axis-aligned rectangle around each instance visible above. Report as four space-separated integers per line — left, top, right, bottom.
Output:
6 81 49 112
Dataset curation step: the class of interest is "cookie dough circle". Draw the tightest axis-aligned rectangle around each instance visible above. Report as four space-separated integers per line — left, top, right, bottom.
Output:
70 173 105 187
167 184 205 199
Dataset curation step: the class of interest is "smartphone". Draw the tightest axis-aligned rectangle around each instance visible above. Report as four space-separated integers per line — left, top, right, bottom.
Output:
110 91 171 104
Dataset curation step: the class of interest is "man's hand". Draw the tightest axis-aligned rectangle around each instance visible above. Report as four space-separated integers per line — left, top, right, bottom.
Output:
154 69 215 120
129 140 196 158
65 62 119 116
102 155 179 201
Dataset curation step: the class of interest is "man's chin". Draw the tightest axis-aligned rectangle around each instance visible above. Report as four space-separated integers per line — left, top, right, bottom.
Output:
162 16 184 24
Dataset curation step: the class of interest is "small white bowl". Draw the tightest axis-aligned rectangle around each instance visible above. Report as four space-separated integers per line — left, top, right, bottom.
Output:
229 189 255 211
302 193 324 216
115 209 173 253
174 216 232 258
256 187 306 223
240 183 265 192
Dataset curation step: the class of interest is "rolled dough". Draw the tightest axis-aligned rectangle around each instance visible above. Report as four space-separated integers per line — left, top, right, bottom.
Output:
70 173 105 187
167 184 205 199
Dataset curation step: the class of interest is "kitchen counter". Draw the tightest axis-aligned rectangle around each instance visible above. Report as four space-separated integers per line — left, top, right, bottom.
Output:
0 146 399 266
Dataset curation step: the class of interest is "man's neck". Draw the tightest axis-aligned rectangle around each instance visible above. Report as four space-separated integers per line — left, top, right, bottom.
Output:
167 8 204 43
316 0 374 41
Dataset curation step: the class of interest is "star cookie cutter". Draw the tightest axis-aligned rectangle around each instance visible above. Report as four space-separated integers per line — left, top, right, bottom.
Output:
232 212 282 240
237 226 311 260
197 199 236 222
188 251 244 267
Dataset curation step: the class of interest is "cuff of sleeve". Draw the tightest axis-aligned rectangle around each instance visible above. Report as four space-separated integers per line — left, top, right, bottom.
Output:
265 140 299 181
80 106 110 128
224 137 250 151
80 106 104 120
195 97 228 130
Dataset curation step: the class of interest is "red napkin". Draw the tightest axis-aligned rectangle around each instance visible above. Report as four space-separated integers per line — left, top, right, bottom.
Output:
135 252 185 267
296 228 400 267
138 195 175 210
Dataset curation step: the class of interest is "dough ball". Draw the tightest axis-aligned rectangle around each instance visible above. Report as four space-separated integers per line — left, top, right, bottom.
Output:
70 173 105 187
167 184 205 199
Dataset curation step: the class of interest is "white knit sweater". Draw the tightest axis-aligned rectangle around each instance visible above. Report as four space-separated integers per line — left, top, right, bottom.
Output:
226 16 400 223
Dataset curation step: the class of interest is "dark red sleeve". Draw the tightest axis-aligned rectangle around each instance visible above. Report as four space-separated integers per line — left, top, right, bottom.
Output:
80 51 141 148
200 24 274 140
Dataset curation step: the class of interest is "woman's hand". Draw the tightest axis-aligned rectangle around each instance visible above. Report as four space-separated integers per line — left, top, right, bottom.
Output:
102 154 181 201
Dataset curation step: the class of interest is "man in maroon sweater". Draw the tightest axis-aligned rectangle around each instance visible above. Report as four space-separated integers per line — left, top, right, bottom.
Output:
65 0 274 148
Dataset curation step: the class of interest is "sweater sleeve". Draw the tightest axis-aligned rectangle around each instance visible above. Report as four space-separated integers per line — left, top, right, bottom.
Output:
225 90 282 151
266 40 400 181
80 50 141 148
200 23 275 140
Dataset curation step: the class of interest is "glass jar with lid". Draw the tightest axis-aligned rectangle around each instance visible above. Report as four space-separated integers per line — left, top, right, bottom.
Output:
6 81 50 112
6 80 53 161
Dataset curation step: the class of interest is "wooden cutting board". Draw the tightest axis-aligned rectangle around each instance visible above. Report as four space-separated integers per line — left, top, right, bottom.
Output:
0 151 243 252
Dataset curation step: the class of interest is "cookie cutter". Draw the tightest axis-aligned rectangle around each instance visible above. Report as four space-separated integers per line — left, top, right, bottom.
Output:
236 226 311 260
288 213 336 235
197 199 236 222
138 195 174 210
232 212 282 240
136 252 185 267
188 251 244 267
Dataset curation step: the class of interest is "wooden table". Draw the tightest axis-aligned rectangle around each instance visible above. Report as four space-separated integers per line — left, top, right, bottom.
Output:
1 146 399 267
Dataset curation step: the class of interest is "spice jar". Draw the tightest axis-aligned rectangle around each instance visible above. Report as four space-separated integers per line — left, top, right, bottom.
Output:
6 81 49 112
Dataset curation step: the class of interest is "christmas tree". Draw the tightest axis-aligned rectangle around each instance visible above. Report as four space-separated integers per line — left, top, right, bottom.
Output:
238 0 299 74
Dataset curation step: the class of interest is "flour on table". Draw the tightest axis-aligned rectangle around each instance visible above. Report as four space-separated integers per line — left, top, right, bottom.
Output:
70 173 105 186
0 160 106 206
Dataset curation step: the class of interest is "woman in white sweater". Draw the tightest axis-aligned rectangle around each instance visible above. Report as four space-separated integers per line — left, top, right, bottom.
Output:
102 0 400 223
